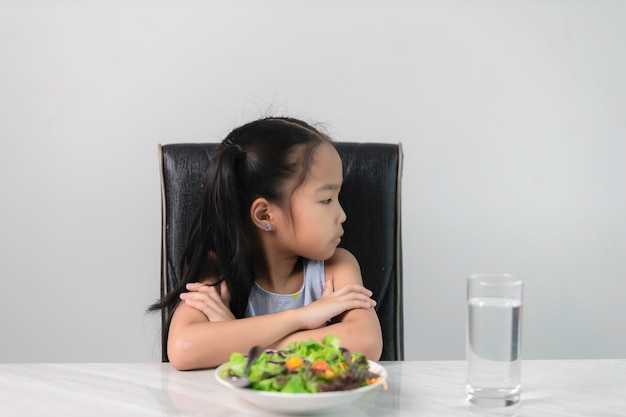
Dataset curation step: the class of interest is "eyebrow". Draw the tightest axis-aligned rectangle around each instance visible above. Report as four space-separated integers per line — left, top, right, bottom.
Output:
316 183 341 192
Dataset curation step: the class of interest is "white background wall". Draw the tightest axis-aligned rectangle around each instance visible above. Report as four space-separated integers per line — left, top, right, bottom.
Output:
1 0 625 363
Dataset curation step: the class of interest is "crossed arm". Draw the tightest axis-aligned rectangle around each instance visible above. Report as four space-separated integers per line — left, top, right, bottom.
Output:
166 249 383 370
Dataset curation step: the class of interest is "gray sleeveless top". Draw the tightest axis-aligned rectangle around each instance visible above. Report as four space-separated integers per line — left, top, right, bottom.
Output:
245 259 325 317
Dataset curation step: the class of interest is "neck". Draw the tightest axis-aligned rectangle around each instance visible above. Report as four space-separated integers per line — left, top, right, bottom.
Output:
253 255 303 294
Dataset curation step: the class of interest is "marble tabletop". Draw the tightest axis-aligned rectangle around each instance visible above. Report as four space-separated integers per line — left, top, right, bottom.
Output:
1 360 624 416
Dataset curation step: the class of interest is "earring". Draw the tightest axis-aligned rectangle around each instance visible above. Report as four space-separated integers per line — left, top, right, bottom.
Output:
264 223 272 231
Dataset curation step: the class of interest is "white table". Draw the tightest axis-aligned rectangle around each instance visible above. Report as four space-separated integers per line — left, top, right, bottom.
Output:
1 360 624 416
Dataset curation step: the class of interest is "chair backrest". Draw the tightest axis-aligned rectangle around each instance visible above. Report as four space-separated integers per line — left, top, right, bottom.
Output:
159 142 404 361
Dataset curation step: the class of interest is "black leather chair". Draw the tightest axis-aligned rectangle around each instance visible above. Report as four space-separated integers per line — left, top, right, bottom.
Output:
159 142 404 361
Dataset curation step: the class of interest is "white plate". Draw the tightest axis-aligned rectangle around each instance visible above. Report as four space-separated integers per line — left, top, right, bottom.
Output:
215 360 387 414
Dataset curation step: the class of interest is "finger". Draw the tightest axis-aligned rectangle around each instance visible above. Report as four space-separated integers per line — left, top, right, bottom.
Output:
186 281 223 290
181 298 211 315
180 287 222 306
356 299 376 309
203 285 224 303
333 292 377 309
335 297 376 311
331 284 373 298
183 297 224 319
185 282 212 292
180 289 210 300
343 292 377 306
184 282 220 300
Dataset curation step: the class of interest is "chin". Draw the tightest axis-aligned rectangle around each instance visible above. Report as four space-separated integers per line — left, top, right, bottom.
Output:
322 247 338 260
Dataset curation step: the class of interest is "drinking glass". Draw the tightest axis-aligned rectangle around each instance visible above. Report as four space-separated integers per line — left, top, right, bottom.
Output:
466 274 523 407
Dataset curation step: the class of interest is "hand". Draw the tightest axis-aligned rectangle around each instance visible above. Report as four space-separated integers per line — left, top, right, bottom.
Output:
179 281 235 322
300 275 376 330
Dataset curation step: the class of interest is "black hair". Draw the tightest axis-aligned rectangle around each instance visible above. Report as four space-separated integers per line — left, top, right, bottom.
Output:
149 117 333 321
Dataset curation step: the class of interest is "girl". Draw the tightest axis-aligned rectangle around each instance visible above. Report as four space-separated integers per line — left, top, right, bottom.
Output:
149 117 382 370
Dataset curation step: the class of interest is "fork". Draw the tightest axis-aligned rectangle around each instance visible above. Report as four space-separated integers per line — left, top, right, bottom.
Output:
229 345 263 388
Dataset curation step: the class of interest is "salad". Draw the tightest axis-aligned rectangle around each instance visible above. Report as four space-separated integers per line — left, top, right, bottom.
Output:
218 335 385 393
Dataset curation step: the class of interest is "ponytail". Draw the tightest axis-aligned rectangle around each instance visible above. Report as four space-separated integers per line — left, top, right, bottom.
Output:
205 139 253 317
148 138 254 318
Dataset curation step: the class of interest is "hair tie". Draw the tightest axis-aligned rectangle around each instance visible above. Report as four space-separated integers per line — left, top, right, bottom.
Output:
223 138 246 159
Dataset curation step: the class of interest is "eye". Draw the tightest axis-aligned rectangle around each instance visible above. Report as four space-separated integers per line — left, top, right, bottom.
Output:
321 199 332 205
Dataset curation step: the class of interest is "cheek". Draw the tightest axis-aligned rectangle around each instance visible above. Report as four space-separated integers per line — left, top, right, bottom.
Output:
293 212 324 239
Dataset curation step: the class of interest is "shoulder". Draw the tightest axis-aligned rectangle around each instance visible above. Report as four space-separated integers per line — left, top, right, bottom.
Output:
325 247 359 268
324 248 363 286
169 300 209 332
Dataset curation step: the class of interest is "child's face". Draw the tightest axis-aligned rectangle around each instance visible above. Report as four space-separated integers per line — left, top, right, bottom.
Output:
279 142 346 261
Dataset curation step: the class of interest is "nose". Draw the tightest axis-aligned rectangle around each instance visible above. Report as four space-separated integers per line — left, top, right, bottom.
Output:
338 203 347 224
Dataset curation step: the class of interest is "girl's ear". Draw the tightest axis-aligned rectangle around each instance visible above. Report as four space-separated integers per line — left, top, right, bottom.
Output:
250 197 272 231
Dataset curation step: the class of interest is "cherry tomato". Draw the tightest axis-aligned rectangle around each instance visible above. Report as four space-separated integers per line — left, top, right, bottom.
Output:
311 360 329 372
286 356 304 371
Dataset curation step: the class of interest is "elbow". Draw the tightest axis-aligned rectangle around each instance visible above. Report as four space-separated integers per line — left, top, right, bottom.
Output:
169 355 194 372
364 336 383 362
167 338 201 371
345 327 382 361
361 324 383 361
